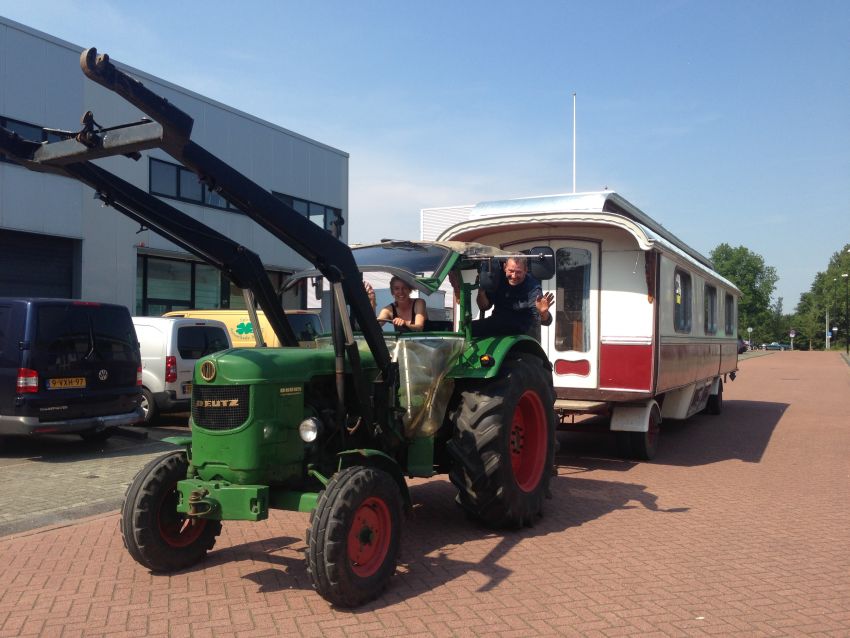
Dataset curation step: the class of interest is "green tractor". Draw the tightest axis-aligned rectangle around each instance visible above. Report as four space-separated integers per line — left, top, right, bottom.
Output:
126 241 556 606
0 47 557 607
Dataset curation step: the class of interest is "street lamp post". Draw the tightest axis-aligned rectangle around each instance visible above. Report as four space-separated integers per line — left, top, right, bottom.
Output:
843 273 849 355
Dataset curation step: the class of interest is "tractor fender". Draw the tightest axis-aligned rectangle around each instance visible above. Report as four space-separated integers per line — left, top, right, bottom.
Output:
449 335 550 380
162 436 192 447
337 449 411 509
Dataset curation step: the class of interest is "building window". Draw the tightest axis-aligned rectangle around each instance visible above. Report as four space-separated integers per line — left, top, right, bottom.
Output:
309 202 326 229
195 264 221 309
178 167 203 201
137 254 302 316
137 255 204 316
3 118 42 142
145 257 192 315
149 158 232 210
704 284 717 334
272 191 343 237
148 159 344 236
149 158 178 197
674 269 692 333
227 270 301 311
725 293 735 335
0 116 45 163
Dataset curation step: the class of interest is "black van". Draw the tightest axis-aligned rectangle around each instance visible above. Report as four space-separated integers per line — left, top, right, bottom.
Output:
0 298 143 441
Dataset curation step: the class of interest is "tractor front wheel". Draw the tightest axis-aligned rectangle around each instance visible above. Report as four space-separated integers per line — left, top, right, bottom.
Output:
306 466 403 607
121 450 221 572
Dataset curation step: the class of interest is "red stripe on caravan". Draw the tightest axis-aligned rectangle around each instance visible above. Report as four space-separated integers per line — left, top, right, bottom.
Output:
599 343 653 391
554 359 591 376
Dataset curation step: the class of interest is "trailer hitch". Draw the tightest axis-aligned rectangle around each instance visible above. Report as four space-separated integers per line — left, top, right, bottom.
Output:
187 488 218 517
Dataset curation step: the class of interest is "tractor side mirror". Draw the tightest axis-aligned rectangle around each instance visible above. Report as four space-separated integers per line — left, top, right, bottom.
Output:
312 276 324 297
478 259 505 294
526 246 555 280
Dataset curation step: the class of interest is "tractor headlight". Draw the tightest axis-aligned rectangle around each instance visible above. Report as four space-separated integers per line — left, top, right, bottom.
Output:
298 417 322 443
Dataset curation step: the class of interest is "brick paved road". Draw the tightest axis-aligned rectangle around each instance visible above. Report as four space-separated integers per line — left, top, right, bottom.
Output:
1 352 848 637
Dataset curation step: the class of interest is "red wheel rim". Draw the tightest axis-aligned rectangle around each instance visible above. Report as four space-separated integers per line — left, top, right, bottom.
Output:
157 483 206 548
510 390 547 492
348 496 392 577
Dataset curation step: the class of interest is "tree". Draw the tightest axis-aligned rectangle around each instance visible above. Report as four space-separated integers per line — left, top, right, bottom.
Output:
710 244 778 344
793 244 850 350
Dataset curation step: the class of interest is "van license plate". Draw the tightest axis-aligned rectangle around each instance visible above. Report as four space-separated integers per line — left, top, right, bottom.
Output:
183 383 192 395
47 377 86 389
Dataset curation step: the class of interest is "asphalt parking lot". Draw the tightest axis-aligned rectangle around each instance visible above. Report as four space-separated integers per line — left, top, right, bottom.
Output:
1 352 848 637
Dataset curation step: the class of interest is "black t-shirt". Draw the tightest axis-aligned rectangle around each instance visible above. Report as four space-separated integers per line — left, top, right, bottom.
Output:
490 274 547 333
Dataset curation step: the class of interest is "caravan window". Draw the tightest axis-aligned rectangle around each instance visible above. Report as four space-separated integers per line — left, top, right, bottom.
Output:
674 269 692 333
704 284 717 334
725 293 735 334
554 248 591 352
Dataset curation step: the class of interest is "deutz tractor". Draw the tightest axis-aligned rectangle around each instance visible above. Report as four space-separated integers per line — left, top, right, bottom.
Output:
0 47 557 607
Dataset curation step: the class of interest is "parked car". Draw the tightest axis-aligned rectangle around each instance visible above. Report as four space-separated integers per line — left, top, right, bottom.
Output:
737 336 747 354
132 317 231 424
163 308 323 347
764 342 790 351
0 298 143 441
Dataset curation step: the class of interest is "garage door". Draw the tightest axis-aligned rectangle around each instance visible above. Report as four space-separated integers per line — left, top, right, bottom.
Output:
0 230 76 297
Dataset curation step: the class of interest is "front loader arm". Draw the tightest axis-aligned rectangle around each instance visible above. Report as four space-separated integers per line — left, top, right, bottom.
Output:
77 48 391 378
0 126 297 347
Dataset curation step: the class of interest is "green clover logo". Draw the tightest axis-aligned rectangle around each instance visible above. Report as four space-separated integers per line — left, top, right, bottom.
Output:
236 321 254 335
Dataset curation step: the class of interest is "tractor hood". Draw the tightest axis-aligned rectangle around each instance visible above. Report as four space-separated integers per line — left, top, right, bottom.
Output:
197 346 379 386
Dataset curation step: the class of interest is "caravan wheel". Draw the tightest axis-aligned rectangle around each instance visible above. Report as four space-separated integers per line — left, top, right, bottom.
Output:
706 379 723 415
616 406 661 461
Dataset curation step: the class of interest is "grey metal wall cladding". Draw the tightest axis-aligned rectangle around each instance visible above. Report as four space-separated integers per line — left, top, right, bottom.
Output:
0 230 75 297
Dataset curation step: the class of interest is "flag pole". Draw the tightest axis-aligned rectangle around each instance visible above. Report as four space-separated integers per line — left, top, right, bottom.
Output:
572 92 577 193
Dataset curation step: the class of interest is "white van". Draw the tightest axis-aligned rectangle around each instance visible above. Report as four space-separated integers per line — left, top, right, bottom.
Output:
131 317 231 424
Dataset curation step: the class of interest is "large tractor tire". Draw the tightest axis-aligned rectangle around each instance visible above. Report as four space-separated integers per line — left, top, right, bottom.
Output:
306 466 403 608
121 450 221 572
448 354 556 528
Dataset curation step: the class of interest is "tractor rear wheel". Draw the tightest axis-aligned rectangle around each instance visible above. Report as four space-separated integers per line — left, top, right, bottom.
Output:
448 354 556 528
306 466 403 607
121 450 221 572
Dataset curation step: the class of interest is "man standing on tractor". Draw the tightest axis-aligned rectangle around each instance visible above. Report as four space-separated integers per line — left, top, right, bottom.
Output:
473 256 555 338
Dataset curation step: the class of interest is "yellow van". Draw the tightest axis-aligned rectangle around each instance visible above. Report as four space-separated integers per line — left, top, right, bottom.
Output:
162 309 323 347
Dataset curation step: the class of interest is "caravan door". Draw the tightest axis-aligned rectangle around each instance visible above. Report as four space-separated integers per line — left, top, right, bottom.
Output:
531 241 600 390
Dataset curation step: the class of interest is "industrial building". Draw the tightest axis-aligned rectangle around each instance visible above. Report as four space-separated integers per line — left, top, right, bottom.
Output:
0 16 348 314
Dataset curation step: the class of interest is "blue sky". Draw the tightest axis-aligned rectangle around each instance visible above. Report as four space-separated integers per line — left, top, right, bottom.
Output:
1 1 848 310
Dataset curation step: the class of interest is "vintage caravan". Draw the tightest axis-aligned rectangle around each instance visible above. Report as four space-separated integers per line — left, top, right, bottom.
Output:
433 191 741 460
